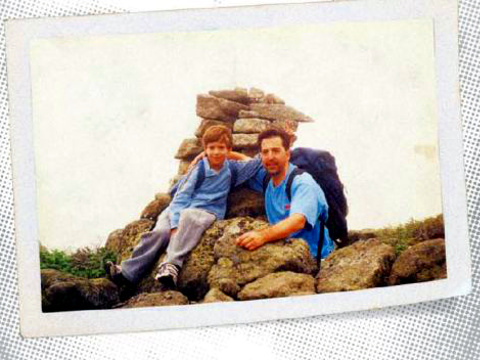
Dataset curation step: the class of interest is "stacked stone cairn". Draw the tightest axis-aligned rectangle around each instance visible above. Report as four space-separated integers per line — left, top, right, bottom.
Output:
173 87 313 183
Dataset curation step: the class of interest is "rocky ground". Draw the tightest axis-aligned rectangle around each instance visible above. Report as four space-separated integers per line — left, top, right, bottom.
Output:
40 88 447 312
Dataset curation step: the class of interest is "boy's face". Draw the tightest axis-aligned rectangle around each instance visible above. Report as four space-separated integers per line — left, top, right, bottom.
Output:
204 140 230 170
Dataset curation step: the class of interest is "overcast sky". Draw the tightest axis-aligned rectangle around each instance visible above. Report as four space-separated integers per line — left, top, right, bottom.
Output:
30 19 442 251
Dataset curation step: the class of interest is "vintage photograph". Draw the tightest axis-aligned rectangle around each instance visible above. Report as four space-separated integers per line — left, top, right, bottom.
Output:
6 0 470 337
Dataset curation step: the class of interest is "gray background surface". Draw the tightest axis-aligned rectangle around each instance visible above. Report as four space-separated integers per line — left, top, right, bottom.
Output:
0 0 478 359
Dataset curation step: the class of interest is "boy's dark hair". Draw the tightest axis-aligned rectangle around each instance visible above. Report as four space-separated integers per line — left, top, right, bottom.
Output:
257 127 292 151
202 125 233 149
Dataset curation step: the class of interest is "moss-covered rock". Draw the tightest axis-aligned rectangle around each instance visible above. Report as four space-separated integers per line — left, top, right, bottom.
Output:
237 271 315 300
201 288 235 303
388 238 446 285
41 269 119 312
316 239 396 293
121 291 189 308
176 219 235 301
105 219 155 263
140 193 171 221
208 217 317 298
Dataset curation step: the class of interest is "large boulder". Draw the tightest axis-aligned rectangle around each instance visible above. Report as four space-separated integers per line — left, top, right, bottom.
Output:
201 288 235 303
177 219 236 301
388 238 446 285
233 118 271 134
226 187 265 218
237 271 315 300
174 138 203 160
41 269 120 312
316 239 396 293
140 193 171 221
250 103 313 123
196 94 248 122
105 219 155 263
121 291 189 308
208 217 317 297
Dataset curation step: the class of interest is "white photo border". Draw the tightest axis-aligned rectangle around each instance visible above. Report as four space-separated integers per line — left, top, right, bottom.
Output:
5 0 471 338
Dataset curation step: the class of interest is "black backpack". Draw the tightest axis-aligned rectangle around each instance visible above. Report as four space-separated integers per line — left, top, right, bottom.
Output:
169 159 238 198
262 147 349 253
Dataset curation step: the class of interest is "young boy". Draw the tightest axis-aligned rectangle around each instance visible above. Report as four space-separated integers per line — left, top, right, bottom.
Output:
106 125 261 289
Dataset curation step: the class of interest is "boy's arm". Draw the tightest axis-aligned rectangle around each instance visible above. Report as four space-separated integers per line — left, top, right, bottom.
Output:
188 150 252 171
168 166 199 229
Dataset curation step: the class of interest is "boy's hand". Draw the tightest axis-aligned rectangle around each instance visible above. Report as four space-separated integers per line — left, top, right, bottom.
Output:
188 152 205 171
236 230 266 251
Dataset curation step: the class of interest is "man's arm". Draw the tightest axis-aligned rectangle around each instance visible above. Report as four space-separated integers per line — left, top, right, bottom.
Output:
228 151 251 161
236 213 306 251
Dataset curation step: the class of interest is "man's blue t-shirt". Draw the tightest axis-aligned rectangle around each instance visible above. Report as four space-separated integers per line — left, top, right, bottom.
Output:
249 161 335 259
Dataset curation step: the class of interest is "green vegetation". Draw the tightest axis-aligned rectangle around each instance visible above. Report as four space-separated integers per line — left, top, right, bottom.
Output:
40 246 117 278
375 214 444 256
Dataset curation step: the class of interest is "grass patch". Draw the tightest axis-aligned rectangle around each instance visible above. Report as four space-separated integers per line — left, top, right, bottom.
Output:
40 246 117 279
374 214 444 256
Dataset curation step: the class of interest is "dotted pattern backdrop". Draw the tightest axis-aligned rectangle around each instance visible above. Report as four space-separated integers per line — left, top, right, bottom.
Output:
0 0 479 359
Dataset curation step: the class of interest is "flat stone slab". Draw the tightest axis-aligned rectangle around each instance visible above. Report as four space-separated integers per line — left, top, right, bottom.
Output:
233 118 271 134
196 94 249 122
250 103 314 123
237 271 315 300
233 133 259 149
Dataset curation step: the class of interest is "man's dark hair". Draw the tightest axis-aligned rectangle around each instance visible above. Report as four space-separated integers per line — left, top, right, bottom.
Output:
257 127 292 151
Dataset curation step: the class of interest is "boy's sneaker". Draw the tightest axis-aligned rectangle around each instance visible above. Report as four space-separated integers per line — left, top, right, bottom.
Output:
155 263 180 289
104 261 128 286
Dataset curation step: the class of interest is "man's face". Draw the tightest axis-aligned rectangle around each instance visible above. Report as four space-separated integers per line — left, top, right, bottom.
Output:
260 137 290 177
204 140 230 170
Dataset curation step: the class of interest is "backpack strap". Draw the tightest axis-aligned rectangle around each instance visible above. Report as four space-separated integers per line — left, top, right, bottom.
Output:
227 161 238 190
285 167 305 202
262 173 271 194
193 159 206 191
317 220 325 270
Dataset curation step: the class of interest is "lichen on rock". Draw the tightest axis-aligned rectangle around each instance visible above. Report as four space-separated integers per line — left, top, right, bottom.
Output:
121 291 189 308
316 239 396 293
388 238 446 285
237 271 315 300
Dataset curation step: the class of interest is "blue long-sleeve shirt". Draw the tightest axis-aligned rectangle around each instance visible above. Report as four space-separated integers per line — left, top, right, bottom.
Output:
168 156 263 228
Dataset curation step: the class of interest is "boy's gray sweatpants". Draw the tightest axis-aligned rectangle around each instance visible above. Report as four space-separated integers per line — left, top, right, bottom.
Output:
121 208 216 284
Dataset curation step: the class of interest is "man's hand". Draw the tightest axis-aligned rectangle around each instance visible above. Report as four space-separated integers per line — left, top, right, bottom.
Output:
236 230 266 251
